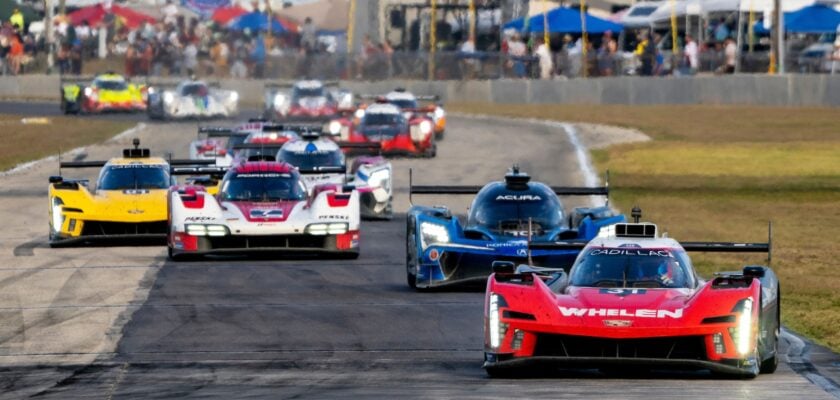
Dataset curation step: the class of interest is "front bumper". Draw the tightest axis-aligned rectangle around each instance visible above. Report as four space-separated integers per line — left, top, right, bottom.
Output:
483 354 760 377
170 230 359 257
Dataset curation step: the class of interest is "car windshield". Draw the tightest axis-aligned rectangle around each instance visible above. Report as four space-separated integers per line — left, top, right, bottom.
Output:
279 149 344 171
221 173 305 202
98 165 170 190
389 99 417 109
468 191 563 236
628 5 657 16
293 87 326 100
225 135 249 152
95 80 128 91
181 84 208 96
569 248 695 289
362 113 404 127
236 146 284 160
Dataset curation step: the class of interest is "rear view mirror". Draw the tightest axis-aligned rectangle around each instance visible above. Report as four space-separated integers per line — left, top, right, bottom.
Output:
49 176 63 184
492 261 515 274
743 265 766 278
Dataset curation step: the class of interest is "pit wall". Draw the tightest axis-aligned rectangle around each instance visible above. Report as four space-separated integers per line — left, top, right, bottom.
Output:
2 74 838 107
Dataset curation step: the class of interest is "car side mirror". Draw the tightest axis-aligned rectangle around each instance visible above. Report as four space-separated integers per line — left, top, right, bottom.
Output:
492 261 515 274
743 265 765 278
49 176 63 184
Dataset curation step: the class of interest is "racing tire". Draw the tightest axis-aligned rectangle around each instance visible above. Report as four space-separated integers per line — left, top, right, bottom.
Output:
760 283 781 374
423 143 437 158
406 216 418 289
435 130 445 141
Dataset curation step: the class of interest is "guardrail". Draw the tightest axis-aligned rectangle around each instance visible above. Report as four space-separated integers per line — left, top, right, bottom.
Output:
3 74 840 107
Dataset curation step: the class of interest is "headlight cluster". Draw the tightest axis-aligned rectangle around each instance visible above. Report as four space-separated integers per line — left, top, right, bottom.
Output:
306 222 348 235
163 92 175 104
84 87 93 97
367 168 391 192
229 92 239 103
736 298 753 355
273 93 286 106
354 109 365 119
186 224 228 237
489 293 502 349
419 120 433 135
52 197 64 232
328 120 342 136
433 107 445 120
420 222 449 250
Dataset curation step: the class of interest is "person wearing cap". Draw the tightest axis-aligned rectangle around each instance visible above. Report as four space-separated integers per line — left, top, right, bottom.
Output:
9 9 23 31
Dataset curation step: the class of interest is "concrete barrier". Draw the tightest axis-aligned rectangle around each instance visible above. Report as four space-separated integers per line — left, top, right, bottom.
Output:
3 74 840 107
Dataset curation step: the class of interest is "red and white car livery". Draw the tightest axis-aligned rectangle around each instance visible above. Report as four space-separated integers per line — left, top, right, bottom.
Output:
381 89 446 139
329 102 436 158
483 220 780 378
264 80 353 121
167 161 361 259
190 120 300 166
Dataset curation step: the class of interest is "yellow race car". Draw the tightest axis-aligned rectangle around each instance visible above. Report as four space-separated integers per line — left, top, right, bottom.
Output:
48 139 223 246
60 73 147 114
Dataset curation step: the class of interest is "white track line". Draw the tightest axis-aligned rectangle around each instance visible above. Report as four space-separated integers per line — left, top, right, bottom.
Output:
0 122 144 177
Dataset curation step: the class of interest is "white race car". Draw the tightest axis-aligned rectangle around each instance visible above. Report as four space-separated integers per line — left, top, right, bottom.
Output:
278 132 393 219
190 120 300 166
168 160 361 260
148 79 239 120
264 80 354 121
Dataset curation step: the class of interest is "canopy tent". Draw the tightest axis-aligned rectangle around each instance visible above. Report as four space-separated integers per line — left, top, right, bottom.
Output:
503 7 624 34
228 11 288 34
785 4 840 33
274 0 349 32
649 0 816 23
65 3 156 29
212 5 247 24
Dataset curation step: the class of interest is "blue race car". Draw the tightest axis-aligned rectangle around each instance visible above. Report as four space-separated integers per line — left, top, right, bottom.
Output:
405 166 625 290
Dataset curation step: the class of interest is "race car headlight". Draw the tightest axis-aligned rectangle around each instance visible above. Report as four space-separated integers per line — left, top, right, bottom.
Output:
419 120 433 135
328 120 342 136
51 197 64 231
84 87 93 97
354 109 365 119
229 92 239 103
306 222 349 235
163 92 174 104
420 222 449 250
185 224 228 237
489 293 501 349
147 87 156 95
367 168 391 192
736 298 754 356
433 107 445 120
273 93 286 106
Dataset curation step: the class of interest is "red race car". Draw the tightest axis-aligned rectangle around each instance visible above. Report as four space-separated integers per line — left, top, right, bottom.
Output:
328 101 436 158
483 213 779 378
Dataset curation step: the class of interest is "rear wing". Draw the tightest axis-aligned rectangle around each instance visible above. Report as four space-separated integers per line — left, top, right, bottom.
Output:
58 159 216 169
170 164 228 177
262 122 324 133
334 141 382 151
408 168 609 204
530 222 773 263
198 126 237 138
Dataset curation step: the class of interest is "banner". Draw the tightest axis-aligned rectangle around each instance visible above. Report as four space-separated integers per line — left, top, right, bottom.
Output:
182 0 231 17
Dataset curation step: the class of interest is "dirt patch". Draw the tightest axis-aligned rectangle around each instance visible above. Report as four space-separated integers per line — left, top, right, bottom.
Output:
573 122 650 150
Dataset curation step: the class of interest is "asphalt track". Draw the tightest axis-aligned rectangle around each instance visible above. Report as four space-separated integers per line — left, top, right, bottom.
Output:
0 102 838 399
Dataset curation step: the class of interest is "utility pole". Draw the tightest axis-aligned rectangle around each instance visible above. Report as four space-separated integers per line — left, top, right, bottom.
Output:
45 0 55 74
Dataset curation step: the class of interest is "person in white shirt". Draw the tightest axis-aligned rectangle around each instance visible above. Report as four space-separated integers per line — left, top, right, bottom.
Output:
534 37 553 79
683 33 699 74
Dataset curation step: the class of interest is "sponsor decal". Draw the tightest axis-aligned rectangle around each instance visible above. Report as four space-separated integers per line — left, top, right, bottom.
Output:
186 216 215 222
599 288 647 296
516 248 528 257
319 215 349 220
485 240 528 248
122 189 150 195
495 194 542 201
589 249 672 257
558 306 684 319
604 320 633 327
127 209 145 214
250 209 284 218
236 173 289 178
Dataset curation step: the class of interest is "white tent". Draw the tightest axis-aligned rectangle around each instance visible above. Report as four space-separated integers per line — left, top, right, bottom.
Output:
649 0 816 23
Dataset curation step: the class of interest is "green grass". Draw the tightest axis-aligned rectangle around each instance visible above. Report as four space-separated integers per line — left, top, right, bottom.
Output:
450 103 840 352
0 115 133 171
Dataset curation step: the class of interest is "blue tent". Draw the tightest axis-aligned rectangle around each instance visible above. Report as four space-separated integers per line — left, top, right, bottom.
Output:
785 4 840 33
503 7 623 34
228 12 287 34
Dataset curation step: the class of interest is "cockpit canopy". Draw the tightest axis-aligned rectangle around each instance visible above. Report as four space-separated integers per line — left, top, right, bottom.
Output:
569 247 697 289
97 164 170 190
180 83 209 97
220 168 306 202
467 181 564 237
